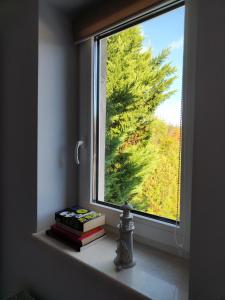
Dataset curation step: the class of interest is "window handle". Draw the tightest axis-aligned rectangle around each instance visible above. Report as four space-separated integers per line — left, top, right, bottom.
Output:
75 140 84 165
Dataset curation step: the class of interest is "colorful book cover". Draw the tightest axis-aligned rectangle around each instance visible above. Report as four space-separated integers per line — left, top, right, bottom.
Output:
55 206 105 232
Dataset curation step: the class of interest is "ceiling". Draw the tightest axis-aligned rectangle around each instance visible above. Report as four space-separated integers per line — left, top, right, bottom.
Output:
47 0 102 14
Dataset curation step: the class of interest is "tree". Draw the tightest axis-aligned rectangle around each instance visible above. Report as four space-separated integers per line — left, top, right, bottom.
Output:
134 119 181 220
105 26 177 208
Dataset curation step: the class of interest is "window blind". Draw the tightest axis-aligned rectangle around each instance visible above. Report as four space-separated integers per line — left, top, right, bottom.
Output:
73 0 168 42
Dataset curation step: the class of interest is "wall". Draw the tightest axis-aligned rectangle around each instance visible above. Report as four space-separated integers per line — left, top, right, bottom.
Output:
1 0 225 299
0 0 38 296
0 1 147 299
189 0 225 299
37 0 77 231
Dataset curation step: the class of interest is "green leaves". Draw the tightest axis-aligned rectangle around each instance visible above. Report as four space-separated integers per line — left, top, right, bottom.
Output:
104 25 179 219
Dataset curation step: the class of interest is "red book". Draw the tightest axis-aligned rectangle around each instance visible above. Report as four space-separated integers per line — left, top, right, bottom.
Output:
55 221 102 237
50 224 105 247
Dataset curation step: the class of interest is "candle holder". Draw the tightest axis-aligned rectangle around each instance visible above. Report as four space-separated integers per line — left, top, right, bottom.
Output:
114 201 135 270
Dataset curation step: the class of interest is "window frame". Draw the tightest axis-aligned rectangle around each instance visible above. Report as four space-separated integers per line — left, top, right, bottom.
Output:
78 0 194 258
93 32 181 225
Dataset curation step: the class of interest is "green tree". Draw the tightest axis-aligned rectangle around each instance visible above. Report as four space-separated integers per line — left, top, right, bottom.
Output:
105 26 177 208
133 119 181 220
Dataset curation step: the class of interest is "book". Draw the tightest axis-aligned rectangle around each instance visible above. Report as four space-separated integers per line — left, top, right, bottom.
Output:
46 224 105 251
52 224 105 246
55 221 103 237
46 229 106 252
46 229 80 251
55 206 105 232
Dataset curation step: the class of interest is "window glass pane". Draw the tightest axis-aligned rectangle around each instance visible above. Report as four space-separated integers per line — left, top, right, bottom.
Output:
97 6 185 221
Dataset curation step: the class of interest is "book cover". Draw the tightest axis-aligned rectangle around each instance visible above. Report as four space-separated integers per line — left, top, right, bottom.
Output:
55 206 105 232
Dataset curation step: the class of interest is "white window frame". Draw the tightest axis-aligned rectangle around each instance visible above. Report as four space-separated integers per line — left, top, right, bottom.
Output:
78 0 195 258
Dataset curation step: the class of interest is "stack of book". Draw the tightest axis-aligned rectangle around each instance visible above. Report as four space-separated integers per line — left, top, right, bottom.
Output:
46 206 105 251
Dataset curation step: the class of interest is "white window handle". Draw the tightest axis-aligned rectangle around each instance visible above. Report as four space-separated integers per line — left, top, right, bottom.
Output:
75 140 84 165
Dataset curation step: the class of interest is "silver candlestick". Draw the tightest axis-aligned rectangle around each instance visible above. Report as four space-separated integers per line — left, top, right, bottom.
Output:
114 201 135 270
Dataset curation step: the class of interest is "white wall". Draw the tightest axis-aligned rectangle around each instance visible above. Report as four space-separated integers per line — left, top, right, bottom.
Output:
0 1 148 299
37 0 77 231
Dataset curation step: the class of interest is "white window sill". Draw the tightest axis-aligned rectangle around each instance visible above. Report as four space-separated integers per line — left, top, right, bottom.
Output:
32 231 189 300
80 202 189 258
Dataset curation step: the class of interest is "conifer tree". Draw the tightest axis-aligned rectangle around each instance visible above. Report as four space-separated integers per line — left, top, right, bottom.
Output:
105 26 177 209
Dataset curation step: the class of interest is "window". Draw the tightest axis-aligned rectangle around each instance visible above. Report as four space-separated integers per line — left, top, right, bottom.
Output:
93 2 185 224
78 0 192 256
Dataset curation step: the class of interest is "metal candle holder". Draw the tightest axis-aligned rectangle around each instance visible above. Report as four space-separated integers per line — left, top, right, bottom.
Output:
114 201 135 270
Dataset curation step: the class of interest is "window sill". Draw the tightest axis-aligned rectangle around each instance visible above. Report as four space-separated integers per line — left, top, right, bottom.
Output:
81 201 189 258
32 231 189 300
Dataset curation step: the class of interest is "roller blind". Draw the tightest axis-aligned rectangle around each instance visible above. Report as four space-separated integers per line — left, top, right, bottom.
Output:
73 0 167 42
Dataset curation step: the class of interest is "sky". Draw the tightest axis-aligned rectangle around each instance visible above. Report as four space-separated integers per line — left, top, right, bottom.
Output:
141 6 185 126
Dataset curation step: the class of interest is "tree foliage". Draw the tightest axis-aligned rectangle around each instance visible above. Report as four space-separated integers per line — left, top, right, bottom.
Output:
104 25 180 220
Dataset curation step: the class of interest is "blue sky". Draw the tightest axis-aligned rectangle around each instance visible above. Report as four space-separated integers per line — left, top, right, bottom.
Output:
141 6 185 126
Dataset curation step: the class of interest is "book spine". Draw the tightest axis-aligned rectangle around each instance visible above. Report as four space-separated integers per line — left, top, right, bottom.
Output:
55 222 103 238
